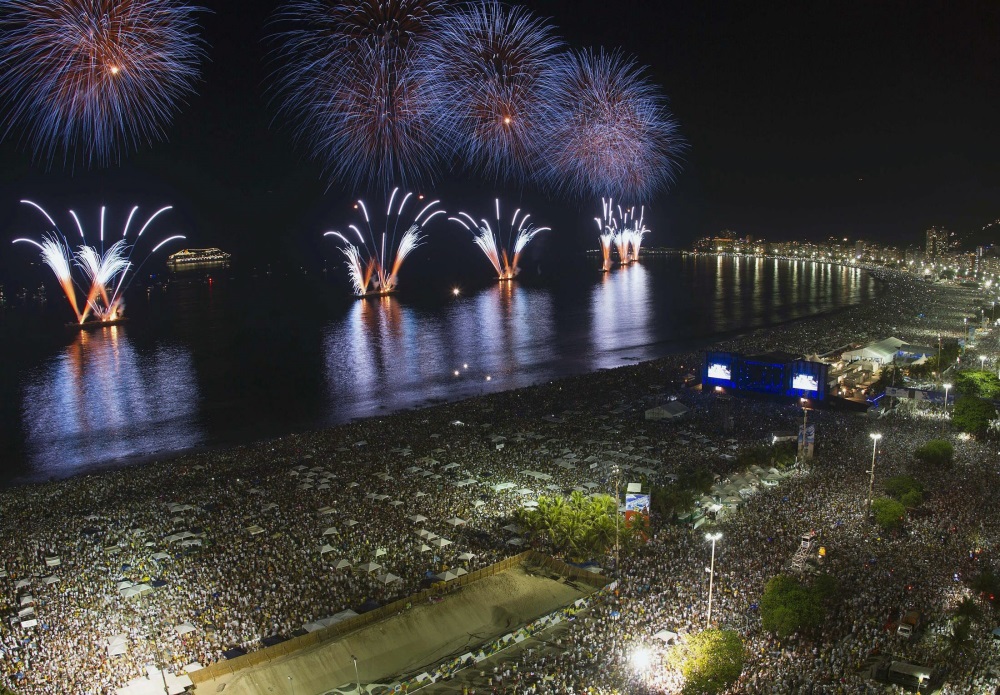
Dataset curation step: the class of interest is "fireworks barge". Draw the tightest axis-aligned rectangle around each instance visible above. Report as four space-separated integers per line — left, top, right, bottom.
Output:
66 317 130 331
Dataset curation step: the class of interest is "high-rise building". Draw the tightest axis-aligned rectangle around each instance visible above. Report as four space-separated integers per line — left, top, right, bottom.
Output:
925 227 948 259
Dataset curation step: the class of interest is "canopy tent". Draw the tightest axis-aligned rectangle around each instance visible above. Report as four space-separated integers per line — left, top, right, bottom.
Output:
457 552 476 561
322 527 339 536
333 559 352 570
445 517 467 527
175 623 196 636
408 515 428 523
374 548 387 558
376 573 402 584
356 562 381 573
430 537 452 548
107 633 128 656
245 525 265 536
320 544 335 555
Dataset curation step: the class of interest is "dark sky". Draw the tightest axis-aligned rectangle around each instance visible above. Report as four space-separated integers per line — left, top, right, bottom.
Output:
1 0 998 270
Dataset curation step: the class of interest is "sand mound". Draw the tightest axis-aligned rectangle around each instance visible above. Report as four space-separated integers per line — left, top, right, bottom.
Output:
195 565 592 695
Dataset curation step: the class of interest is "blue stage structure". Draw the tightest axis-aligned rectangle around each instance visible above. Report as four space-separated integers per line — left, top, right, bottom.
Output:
703 351 829 400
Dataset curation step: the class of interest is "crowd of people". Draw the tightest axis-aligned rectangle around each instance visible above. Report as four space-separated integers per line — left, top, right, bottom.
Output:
1 270 998 695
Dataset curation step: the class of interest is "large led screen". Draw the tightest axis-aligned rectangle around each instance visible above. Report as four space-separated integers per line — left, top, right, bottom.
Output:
792 373 819 391
707 363 731 381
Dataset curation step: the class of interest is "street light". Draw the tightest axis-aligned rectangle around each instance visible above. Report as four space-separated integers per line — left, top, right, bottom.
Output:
705 532 722 626
943 383 952 415
865 433 882 515
799 398 813 462
981 355 987 372
352 654 361 694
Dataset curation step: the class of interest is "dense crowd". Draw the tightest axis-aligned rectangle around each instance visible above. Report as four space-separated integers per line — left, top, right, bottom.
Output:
1 271 998 695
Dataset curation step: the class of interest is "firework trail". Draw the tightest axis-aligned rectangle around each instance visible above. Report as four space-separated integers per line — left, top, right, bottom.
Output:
538 49 684 200
12 201 184 323
269 0 448 192
324 188 444 295
596 198 649 267
422 1 562 182
448 199 549 281
0 0 206 168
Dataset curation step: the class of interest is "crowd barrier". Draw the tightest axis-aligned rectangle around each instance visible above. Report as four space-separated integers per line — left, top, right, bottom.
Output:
190 551 607 685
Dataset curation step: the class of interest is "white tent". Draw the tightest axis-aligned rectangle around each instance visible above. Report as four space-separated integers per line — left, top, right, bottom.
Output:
445 517 467 527
430 537 452 548
408 515 428 523
419 544 433 553
376 573 402 584
374 548 387 558
333 559 351 570
320 544 336 555
356 562 381 573
175 623 196 636
107 633 128 656
121 583 153 598
344 519 359 527
246 525 265 536
457 552 476 561
322 527 339 536
645 402 689 421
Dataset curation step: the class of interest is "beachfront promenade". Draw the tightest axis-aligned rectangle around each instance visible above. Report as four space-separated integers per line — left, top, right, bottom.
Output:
2 270 999 694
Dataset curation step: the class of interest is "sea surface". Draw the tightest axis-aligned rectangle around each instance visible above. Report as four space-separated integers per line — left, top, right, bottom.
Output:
0 255 875 484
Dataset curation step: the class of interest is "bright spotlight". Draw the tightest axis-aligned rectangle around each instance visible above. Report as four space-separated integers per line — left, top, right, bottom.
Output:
630 646 652 672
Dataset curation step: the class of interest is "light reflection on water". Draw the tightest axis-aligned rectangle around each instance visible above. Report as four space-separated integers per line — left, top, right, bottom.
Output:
7 257 872 482
20 325 202 480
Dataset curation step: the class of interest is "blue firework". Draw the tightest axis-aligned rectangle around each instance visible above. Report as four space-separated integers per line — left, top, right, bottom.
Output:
423 0 562 182
0 0 206 168
537 48 684 200
269 0 450 192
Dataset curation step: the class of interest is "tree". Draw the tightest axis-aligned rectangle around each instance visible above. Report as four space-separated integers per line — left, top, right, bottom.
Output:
883 475 924 499
669 629 744 695
955 370 1000 399
651 485 695 521
913 439 954 468
900 489 924 509
760 574 834 638
871 498 906 531
954 597 983 623
952 396 997 438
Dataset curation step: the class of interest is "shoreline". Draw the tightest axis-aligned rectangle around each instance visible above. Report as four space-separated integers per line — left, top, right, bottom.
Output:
2 261 888 489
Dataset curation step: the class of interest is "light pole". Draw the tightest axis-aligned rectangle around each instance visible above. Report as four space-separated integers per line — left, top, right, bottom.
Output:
705 532 722 626
799 399 812 461
981 355 987 372
352 654 361 694
612 465 621 573
865 433 882 514
943 382 952 415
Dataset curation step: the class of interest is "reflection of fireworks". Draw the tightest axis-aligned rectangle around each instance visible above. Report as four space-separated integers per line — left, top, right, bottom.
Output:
449 199 549 281
423 1 561 182
595 198 649 267
539 49 683 200
0 0 206 167
324 188 444 295
12 201 184 323
269 0 447 191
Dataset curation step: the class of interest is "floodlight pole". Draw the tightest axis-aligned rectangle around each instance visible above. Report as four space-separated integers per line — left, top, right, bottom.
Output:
352 654 361 694
706 533 721 626
865 433 882 514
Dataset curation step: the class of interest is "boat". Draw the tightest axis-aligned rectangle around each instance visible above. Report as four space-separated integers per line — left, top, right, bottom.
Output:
66 317 130 331
167 248 231 267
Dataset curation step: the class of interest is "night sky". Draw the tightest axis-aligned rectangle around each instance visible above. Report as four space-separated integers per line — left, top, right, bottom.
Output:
1 0 998 274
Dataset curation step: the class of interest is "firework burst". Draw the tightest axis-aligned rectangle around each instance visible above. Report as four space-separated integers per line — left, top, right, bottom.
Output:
538 49 684 200
0 0 206 167
269 0 448 192
12 201 184 323
449 199 549 281
596 197 649 267
423 1 561 182
324 187 444 295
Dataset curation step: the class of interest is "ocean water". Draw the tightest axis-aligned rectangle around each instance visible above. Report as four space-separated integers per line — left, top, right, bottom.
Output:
0 255 874 483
